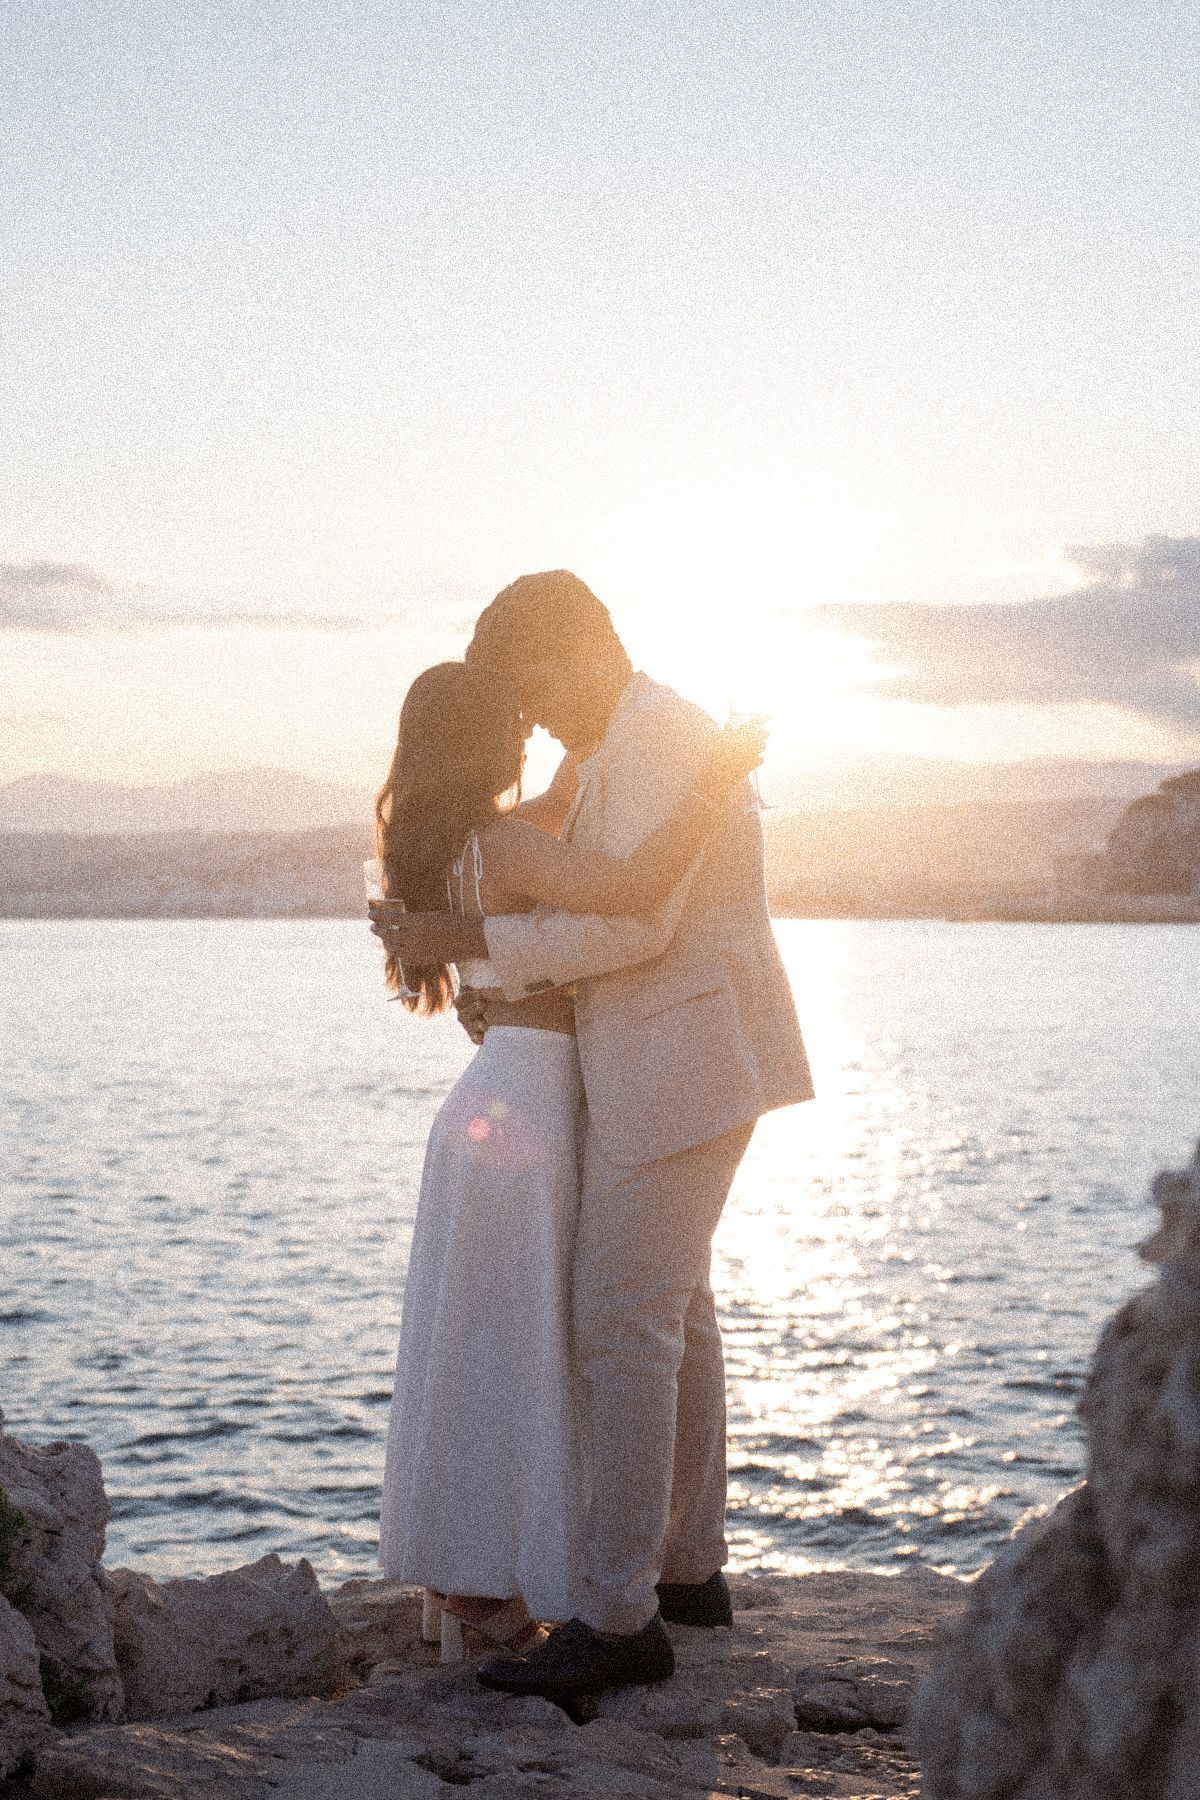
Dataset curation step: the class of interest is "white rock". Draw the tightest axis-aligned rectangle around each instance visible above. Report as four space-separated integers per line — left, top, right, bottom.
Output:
327 1576 425 1683
268 1740 453 1799
109 1551 340 1720
914 1141 1200 1800
27 1696 361 1799
0 1592 53 1780
0 1427 123 1722
26 1570 960 1796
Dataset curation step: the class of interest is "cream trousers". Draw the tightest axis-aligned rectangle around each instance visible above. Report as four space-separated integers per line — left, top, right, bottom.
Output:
573 1118 755 1635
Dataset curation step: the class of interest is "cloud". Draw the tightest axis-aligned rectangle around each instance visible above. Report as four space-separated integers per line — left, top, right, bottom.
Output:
0 561 132 631
0 708 64 737
183 609 412 632
0 560 413 634
811 534 1200 728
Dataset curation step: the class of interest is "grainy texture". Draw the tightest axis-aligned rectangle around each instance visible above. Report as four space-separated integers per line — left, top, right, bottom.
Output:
0 1412 123 1723
914 1141 1200 1799
108 1553 341 1720
24 1569 963 1797
0 1592 52 1779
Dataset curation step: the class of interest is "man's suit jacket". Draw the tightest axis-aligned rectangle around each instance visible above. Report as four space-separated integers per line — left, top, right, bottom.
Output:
483 673 815 1166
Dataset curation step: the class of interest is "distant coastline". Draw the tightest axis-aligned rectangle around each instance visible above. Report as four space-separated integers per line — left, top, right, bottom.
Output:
775 896 1200 925
7 902 1198 924
3 822 1198 926
4 767 1198 926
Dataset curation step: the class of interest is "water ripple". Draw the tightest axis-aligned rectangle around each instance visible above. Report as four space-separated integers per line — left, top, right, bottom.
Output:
2 917 1199 1580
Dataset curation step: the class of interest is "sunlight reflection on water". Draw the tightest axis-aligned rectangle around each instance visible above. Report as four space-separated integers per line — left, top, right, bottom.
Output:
3 917 1199 1580
714 918 1200 1575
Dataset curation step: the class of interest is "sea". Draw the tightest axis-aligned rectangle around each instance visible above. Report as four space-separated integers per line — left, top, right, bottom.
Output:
2 917 1198 1584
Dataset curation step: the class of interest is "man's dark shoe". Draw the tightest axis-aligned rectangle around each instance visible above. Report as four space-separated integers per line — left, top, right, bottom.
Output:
655 1570 733 1628
478 1614 674 1699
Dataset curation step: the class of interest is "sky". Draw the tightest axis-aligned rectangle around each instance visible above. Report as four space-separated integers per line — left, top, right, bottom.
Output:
3 0 1200 794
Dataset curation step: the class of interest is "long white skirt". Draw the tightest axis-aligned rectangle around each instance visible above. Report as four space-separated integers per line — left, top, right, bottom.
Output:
378 1026 585 1621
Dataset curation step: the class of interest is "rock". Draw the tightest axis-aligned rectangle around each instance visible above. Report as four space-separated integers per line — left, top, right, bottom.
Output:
327 1576 426 1684
22 1570 963 1796
0 1591 53 1780
794 1655 912 1731
914 1141 1200 1799
1100 767 1200 898
27 1697 367 1799
109 1552 341 1720
589 1630 794 1749
0 1424 123 1722
271 1742 453 1797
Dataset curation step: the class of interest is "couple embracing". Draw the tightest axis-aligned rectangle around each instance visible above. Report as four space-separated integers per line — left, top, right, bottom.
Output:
370 569 812 1704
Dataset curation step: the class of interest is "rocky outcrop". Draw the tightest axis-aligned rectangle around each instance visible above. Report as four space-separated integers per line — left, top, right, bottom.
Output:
328 1577 429 1687
914 1140 1200 1799
20 1139 1200 1792
0 1593 52 1779
1100 768 1200 897
0 1411 123 1723
0 1443 965 1798
0 1411 345 1744
109 1552 341 1720
25 1569 963 1798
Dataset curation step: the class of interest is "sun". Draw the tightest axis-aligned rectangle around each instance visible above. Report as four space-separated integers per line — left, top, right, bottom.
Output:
610 489 890 763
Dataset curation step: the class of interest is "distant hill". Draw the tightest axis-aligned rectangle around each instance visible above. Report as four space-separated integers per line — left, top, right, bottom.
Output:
763 797 1125 914
0 798 1136 920
1080 768 1200 899
3 759 1196 922
769 754 1191 811
0 768 372 835
0 758 1189 839
0 826 371 918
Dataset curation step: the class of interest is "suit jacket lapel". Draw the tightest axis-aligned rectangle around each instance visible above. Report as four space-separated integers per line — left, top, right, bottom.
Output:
561 776 590 843
559 674 645 846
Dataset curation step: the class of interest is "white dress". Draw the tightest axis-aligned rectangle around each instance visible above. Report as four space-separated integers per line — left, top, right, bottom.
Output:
378 836 585 1621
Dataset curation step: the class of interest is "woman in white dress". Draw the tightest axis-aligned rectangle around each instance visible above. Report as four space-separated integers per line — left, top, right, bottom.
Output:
373 661 763 1660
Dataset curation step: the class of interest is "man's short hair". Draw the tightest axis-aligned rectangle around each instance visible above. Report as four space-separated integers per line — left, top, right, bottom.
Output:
467 570 617 677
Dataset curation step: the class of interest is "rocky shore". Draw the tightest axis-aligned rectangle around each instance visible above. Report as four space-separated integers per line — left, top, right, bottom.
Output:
1 1560 963 1799
0 1401 966 1796
11 1137 1200 1795
914 1140 1200 1798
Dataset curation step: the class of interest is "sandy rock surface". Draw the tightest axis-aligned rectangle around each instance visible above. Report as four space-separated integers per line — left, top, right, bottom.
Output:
0 1416 123 1725
0 1595 52 1781
109 1552 341 1721
914 1141 1200 1799
17 1569 964 1799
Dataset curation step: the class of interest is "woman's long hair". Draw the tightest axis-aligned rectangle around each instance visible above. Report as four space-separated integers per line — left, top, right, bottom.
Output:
375 661 524 1014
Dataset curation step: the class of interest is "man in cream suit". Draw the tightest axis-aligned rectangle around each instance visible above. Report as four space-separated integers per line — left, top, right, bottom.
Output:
377 571 812 1699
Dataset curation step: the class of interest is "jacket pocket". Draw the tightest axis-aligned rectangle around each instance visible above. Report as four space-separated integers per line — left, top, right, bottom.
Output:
637 964 726 1020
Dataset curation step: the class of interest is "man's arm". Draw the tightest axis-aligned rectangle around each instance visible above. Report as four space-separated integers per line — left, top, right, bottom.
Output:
483 883 693 998
480 723 761 917
482 697 718 1000
369 907 487 966
369 893 684 1006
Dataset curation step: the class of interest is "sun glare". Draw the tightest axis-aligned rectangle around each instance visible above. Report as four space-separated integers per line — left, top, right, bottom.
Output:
612 490 891 762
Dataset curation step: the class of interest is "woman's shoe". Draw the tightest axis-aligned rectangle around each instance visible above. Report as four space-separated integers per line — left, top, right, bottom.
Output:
421 1589 444 1644
420 1589 465 1660
440 1607 466 1663
422 1592 547 1664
